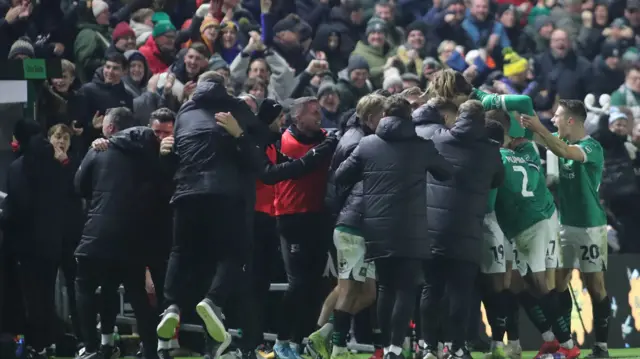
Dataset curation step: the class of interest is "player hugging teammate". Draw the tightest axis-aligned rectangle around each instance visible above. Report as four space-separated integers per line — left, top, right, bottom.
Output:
472 90 609 359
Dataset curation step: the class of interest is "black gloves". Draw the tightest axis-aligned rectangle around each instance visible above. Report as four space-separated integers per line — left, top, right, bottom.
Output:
300 134 338 166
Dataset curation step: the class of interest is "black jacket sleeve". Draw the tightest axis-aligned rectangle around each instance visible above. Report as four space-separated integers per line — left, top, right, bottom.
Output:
491 159 505 189
74 149 97 198
424 139 453 181
335 143 363 187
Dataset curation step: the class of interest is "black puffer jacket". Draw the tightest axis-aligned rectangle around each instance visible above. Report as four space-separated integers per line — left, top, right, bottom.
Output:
171 80 266 203
326 113 374 228
412 103 449 139
74 126 161 261
334 116 452 260
421 111 504 264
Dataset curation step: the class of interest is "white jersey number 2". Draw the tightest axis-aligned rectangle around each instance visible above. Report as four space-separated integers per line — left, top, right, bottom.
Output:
513 165 534 198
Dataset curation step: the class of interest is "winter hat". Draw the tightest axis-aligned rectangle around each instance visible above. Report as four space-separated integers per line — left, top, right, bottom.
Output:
534 15 553 32
151 12 171 24
92 0 109 18
273 14 301 34
401 72 420 83
609 107 628 124
317 81 338 99
124 50 146 64
502 48 528 77
422 57 442 74
153 20 176 38
405 20 427 38
220 21 238 32
13 119 42 151
112 22 135 42
601 41 621 58
208 55 229 71
258 98 283 125
497 4 516 18
383 74 402 90
442 0 464 9
200 16 220 33
366 17 386 35
347 55 370 73
8 38 35 59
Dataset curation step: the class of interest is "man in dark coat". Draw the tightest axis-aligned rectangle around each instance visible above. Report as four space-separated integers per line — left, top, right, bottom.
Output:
74 107 160 359
156 71 268 356
334 95 452 359
416 99 504 359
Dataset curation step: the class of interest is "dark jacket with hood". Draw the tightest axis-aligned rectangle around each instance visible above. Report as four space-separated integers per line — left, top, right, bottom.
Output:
325 113 373 228
316 7 364 60
312 26 348 74
533 49 592 101
76 68 134 154
334 116 452 260
122 50 152 98
171 80 267 203
74 126 161 261
417 110 504 264
1 134 81 261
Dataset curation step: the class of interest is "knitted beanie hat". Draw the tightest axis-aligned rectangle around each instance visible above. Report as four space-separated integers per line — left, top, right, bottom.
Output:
92 0 109 18
502 48 528 77
153 20 176 38
8 38 35 59
112 22 135 42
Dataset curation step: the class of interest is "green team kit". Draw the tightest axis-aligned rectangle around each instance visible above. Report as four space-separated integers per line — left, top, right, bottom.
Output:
473 89 607 274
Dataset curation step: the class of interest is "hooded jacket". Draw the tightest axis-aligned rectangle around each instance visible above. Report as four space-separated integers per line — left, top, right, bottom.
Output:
419 110 504 264
171 80 267 203
2 137 80 260
74 127 161 261
122 50 152 98
325 113 372 228
334 116 452 260
139 35 173 74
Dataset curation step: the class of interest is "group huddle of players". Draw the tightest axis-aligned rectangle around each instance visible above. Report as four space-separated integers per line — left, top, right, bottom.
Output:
470 89 609 359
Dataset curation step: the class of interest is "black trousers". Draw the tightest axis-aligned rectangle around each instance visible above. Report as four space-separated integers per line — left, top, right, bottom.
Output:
163 195 249 316
60 246 82 341
18 256 58 352
75 257 157 356
276 213 330 343
421 256 478 352
375 258 423 348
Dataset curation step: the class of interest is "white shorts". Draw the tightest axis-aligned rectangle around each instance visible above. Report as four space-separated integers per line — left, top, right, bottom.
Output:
480 212 513 274
512 211 559 276
333 228 376 282
558 225 608 273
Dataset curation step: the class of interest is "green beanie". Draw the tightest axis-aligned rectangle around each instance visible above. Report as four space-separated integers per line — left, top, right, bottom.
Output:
153 21 176 38
151 12 171 24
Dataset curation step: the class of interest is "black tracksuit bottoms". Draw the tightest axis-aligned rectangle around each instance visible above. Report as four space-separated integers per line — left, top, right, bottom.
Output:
276 213 330 344
163 195 249 325
420 256 478 353
17 256 58 352
375 258 423 348
75 257 157 356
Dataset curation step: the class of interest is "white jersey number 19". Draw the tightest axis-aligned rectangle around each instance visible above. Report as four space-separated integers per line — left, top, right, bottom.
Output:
513 165 534 198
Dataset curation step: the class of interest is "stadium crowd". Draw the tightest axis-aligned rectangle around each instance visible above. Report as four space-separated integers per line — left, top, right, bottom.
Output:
1 0 640 358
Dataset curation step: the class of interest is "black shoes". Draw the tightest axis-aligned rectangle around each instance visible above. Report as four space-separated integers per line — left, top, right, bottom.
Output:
586 345 610 358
